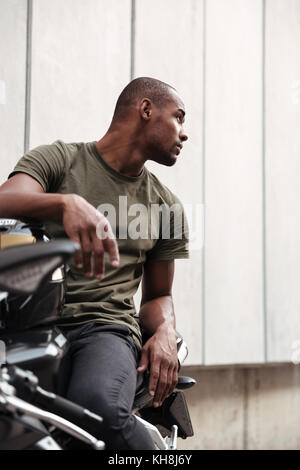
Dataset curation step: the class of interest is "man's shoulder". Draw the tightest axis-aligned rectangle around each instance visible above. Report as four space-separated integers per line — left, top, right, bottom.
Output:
47 139 90 154
25 139 82 158
37 140 94 166
146 169 183 206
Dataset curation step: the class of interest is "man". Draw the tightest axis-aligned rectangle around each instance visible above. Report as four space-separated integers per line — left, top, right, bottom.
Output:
0 77 189 449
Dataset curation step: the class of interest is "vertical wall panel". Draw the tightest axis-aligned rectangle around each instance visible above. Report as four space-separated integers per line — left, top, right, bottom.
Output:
205 0 264 364
266 0 300 361
0 0 27 183
30 0 131 148
134 0 204 365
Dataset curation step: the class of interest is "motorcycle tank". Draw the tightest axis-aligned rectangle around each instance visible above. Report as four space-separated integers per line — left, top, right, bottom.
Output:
0 219 65 330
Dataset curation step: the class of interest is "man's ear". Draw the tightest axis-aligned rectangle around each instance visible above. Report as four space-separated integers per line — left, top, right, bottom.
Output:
140 98 152 121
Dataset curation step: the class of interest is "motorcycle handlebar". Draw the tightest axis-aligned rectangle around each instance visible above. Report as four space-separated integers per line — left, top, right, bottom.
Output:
1 392 104 450
34 386 103 436
4 365 103 440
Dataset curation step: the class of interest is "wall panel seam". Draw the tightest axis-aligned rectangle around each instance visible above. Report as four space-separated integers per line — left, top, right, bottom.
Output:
202 0 206 366
130 0 136 80
262 0 267 363
24 0 33 154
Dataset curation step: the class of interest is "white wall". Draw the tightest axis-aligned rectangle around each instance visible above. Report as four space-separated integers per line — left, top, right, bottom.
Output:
204 0 264 364
265 0 300 362
29 0 131 148
0 0 27 181
1 0 300 367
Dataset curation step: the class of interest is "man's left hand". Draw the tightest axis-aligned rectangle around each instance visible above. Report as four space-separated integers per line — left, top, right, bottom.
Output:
137 324 178 407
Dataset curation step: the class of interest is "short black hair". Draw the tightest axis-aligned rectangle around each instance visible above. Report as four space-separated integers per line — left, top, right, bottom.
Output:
112 77 176 121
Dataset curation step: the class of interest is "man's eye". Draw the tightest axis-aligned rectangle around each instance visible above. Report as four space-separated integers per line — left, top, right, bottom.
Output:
177 115 182 123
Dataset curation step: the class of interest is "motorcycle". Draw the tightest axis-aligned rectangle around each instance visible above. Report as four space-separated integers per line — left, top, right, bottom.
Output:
0 219 195 450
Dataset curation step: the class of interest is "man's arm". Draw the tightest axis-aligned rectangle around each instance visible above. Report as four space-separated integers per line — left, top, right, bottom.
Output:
0 173 65 220
0 173 119 278
137 259 178 408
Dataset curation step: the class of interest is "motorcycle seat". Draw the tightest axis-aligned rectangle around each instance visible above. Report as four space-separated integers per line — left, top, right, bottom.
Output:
0 240 78 275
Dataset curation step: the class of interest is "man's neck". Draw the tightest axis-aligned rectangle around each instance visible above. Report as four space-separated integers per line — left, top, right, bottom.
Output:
96 128 146 177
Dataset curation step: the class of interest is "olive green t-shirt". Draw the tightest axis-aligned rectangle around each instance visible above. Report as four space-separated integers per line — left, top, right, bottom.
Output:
9 140 189 348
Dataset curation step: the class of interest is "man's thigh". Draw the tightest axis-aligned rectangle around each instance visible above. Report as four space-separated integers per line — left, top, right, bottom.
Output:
57 323 140 421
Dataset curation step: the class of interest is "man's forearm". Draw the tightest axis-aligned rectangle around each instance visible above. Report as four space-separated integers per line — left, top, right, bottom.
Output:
137 294 178 407
139 295 176 335
0 192 65 222
0 186 120 278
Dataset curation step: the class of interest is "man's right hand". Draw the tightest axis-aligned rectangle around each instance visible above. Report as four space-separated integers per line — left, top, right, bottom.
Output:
0 174 119 280
62 194 119 279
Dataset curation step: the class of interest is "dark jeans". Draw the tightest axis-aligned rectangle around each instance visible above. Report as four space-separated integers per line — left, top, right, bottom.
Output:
56 322 155 450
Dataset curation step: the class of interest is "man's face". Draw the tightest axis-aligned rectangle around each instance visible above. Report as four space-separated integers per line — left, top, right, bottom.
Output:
145 91 188 166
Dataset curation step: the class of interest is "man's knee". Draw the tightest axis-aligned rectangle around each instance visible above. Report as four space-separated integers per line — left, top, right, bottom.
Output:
97 397 133 432
68 388 129 431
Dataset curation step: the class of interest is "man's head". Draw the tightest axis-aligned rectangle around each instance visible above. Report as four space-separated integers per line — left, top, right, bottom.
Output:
111 77 188 166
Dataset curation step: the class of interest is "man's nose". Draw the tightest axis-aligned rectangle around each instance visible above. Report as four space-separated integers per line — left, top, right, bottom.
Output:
180 128 188 142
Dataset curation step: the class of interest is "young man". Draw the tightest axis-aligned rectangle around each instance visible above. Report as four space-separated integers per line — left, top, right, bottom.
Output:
0 77 189 449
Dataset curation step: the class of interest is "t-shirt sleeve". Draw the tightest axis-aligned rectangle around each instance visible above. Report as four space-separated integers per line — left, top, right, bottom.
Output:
146 193 189 261
8 140 67 192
